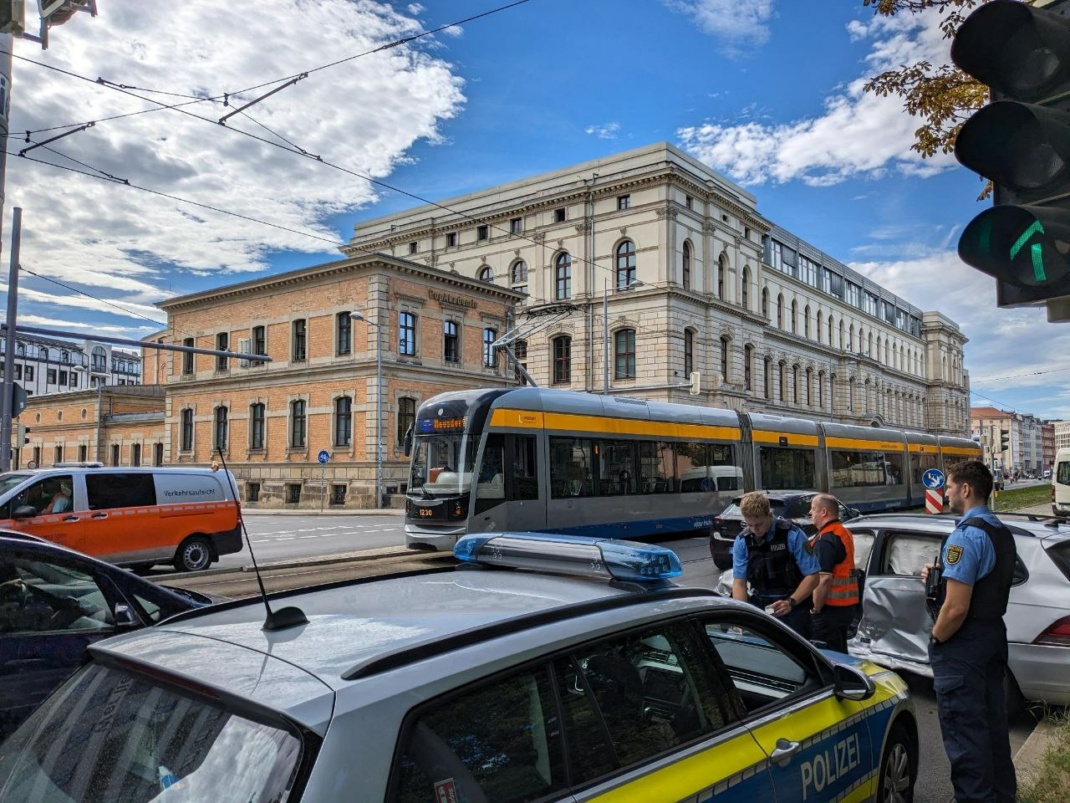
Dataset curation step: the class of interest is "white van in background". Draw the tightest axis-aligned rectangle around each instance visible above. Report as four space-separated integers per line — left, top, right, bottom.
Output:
1052 448 1070 518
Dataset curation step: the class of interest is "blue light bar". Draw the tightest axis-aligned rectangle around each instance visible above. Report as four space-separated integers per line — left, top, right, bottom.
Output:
454 532 682 583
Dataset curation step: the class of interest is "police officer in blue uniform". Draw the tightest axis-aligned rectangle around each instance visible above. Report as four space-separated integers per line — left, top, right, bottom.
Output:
731 491 820 636
923 460 1017 803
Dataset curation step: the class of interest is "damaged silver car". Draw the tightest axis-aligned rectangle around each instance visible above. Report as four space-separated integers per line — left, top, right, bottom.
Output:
847 512 1070 715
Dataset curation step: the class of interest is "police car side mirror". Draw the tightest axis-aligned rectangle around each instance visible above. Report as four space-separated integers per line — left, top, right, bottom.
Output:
832 663 875 702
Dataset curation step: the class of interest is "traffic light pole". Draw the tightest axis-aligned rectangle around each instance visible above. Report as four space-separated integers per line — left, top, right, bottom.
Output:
1 206 21 472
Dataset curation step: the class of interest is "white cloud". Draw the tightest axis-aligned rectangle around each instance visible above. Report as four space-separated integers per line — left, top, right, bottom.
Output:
676 8 958 186
662 0 776 54
6 0 465 332
585 122 621 140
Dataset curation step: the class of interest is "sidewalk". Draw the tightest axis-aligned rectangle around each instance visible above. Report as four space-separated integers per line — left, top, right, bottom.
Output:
239 507 404 516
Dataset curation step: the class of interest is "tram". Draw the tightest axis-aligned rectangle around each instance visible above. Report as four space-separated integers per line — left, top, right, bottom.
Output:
403 387 980 550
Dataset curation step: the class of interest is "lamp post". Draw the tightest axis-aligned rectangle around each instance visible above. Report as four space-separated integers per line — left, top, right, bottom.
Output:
351 311 383 508
603 277 644 393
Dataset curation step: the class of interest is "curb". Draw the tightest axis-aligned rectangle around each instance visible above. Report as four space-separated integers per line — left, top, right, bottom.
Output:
239 545 444 572
239 508 404 517
1014 718 1060 785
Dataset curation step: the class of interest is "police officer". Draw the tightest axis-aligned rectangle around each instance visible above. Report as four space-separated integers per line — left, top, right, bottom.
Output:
806 494 859 653
731 491 820 636
923 460 1017 803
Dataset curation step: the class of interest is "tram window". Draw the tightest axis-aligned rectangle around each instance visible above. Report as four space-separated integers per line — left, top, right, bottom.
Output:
638 442 674 494
476 434 506 504
550 437 594 498
510 435 539 500
830 450 903 488
758 447 816 491
675 444 740 493
911 453 937 487
598 440 637 496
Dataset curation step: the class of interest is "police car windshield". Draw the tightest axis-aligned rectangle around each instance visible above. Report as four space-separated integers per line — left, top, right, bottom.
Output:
0 664 303 802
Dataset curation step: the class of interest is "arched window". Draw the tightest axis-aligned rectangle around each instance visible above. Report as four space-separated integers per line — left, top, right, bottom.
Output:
443 320 459 363
552 335 571 384
92 345 106 372
762 287 770 317
180 409 194 451
398 397 417 446
290 400 306 448
868 332 873 356
477 265 494 283
717 254 727 299
615 240 636 289
816 310 822 343
744 344 753 391
510 260 528 294
250 403 266 450
764 356 773 399
805 368 813 406
778 361 787 403
720 336 730 381
792 364 800 404
483 328 497 368
818 371 825 409
554 253 572 300
683 329 694 377
848 377 855 412
791 300 798 334
804 305 811 339
741 267 750 310
682 241 692 290
615 329 636 379
849 324 854 351
213 406 228 452
334 397 352 447
777 294 784 328
876 336 882 363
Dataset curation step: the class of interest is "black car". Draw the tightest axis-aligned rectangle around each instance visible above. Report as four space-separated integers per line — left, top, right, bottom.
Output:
0 533 214 740
709 490 860 569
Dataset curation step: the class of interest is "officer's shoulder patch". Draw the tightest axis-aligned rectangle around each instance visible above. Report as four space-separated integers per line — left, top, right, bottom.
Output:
946 544 964 565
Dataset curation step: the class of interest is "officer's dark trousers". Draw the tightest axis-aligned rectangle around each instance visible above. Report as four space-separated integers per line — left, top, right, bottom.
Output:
928 620 1016 803
810 604 855 653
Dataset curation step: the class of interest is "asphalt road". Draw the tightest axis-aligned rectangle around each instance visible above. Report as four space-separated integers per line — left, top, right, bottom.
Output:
162 518 1040 802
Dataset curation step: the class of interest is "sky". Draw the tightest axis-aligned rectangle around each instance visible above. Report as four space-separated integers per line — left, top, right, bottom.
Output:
3 0 1068 421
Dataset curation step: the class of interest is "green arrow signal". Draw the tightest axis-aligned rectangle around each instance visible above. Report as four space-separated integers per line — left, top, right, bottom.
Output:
1009 220 1048 282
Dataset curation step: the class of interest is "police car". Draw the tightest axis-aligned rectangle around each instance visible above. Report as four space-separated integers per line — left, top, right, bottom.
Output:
0 534 917 802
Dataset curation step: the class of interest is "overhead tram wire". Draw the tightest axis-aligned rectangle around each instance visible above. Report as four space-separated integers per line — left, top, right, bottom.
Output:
3 0 532 138
18 266 168 330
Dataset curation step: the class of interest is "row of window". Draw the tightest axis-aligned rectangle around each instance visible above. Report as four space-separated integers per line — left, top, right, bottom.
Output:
19 443 164 469
431 208 567 253
185 315 502 374
1 364 135 388
179 398 419 453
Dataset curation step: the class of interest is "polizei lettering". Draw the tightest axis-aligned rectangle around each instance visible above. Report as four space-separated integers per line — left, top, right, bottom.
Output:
800 732 861 800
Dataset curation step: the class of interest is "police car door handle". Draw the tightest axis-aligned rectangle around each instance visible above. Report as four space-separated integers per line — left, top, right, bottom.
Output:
770 737 801 765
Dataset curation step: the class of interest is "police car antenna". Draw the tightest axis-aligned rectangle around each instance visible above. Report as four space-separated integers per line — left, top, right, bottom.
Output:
214 449 308 632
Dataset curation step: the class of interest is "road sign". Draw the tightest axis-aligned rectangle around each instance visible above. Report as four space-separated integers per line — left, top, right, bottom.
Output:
925 489 944 515
922 468 945 491
318 450 330 464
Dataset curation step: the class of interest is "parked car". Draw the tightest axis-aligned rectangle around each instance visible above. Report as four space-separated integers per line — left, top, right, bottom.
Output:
847 512 1070 714
0 533 919 802
0 533 215 741
709 490 861 569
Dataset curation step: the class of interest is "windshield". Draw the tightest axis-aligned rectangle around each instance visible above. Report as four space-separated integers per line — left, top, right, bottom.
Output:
0 473 32 499
408 434 477 497
0 664 304 802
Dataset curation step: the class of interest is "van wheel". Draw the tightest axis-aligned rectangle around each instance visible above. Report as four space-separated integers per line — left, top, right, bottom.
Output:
876 722 915 803
174 536 213 572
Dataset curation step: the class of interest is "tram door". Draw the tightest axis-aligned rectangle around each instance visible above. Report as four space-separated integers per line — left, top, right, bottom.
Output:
473 433 543 532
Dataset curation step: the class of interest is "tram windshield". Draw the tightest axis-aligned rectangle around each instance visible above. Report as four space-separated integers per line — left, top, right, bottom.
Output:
409 434 478 497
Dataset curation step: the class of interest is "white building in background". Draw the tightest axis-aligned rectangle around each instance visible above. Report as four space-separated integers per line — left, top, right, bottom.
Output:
1055 420 1070 450
345 142 971 435
0 325 141 397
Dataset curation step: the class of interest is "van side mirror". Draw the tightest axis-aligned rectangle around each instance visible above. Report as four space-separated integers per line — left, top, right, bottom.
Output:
12 505 38 520
403 425 413 457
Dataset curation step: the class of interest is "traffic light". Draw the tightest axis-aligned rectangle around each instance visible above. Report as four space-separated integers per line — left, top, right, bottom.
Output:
952 0 1070 306
0 0 26 33
1000 429 1010 451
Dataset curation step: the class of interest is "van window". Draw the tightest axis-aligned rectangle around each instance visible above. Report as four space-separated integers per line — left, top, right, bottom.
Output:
0 475 74 518
86 474 157 510
1057 461 1070 485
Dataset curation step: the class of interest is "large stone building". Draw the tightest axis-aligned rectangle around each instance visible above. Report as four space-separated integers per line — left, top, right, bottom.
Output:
346 142 970 434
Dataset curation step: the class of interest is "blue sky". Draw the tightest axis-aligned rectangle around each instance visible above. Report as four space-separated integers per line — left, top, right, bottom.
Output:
4 0 1067 419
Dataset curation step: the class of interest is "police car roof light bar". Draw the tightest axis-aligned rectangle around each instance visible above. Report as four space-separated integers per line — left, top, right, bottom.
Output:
454 532 683 582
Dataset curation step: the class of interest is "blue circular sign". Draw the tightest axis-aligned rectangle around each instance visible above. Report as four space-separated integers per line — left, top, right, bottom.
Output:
922 468 945 490
318 450 331 464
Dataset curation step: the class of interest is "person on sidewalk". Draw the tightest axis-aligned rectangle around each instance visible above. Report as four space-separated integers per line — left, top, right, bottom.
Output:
731 491 820 637
923 460 1017 803
806 494 859 653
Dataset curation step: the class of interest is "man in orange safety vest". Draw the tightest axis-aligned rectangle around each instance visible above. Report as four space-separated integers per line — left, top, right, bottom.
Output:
807 493 859 653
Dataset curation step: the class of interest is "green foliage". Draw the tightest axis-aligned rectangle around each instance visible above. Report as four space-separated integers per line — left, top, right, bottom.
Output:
1017 713 1070 803
991 483 1051 511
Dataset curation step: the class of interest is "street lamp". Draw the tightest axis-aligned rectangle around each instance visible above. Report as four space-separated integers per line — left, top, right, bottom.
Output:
351 311 383 508
603 277 645 393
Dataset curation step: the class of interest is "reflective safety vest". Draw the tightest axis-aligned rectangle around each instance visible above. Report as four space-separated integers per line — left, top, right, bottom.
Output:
815 520 859 607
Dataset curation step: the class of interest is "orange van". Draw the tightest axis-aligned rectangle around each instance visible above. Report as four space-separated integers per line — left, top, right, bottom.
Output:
0 463 242 571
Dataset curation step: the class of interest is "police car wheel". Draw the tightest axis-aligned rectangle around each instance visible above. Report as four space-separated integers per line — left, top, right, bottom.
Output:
174 536 213 572
876 722 915 803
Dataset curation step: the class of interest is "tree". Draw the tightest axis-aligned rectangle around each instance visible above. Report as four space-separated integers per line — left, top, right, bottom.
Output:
862 0 991 161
